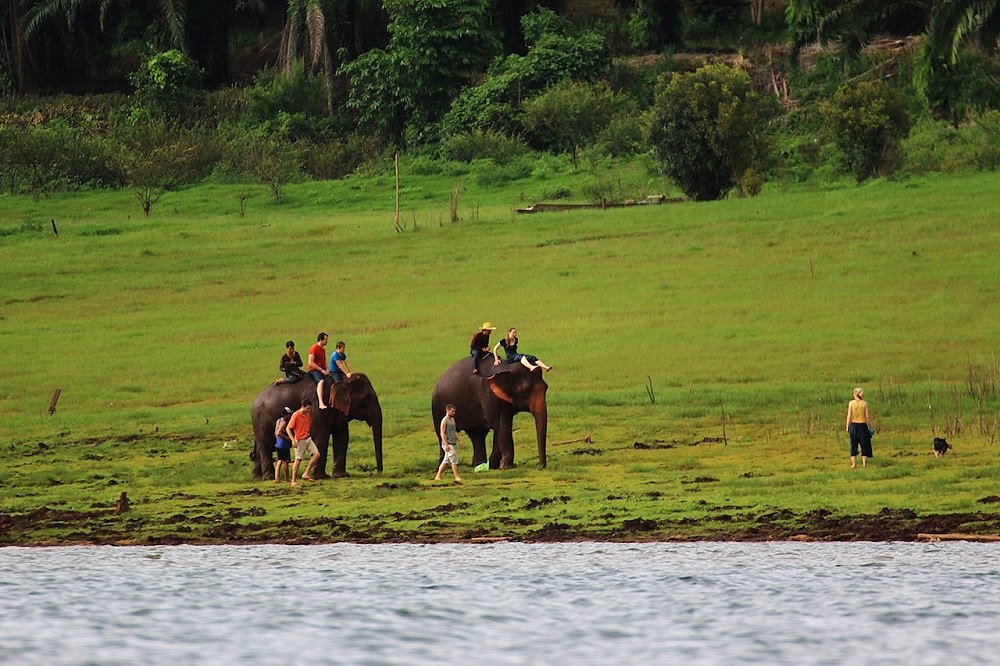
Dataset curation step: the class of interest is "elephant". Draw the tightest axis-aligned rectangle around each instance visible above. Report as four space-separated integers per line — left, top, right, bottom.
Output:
431 354 548 469
251 374 383 480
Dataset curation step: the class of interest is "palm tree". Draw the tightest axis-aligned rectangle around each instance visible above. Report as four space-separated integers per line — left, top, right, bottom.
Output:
925 0 1000 63
277 0 338 112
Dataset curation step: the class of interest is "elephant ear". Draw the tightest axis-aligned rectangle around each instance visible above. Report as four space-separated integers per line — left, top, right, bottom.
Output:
331 382 352 415
485 371 515 405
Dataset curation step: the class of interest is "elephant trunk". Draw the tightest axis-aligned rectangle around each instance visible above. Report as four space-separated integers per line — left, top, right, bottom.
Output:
369 402 384 473
530 385 548 468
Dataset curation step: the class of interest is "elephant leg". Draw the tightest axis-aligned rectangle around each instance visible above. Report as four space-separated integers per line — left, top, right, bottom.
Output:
495 415 516 469
331 423 350 478
251 429 275 480
466 428 488 467
312 426 332 479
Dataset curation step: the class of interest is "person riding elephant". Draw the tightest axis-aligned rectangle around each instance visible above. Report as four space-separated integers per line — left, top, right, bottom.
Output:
251 374 383 480
431 354 548 470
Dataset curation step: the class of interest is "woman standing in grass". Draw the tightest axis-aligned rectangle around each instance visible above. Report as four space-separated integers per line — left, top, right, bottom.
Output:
846 387 874 468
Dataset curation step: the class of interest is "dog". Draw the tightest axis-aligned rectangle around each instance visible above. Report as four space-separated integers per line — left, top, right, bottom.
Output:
933 437 952 457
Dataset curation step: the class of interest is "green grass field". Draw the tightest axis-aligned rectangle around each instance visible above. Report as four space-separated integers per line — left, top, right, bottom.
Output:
2 163 999 544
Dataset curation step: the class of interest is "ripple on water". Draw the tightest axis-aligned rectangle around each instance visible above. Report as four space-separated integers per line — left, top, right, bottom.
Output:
1 542 999 665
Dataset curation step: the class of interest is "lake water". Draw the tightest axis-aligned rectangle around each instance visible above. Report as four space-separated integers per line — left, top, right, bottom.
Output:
1 541 997 665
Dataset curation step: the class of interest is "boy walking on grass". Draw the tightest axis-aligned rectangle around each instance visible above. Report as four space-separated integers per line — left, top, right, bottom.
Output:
287 399 319 486
434 404 462 483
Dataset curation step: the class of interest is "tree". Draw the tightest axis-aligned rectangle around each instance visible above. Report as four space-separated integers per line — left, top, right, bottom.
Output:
821 79 911 181
440 8 610 137
649 64 773 201
341 0 500 143
521 80 623 168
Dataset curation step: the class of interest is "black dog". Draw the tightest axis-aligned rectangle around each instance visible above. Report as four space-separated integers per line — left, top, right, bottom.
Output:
933 437 952 457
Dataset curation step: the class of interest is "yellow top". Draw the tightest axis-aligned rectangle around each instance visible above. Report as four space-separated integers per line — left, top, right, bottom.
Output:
850 400 867 423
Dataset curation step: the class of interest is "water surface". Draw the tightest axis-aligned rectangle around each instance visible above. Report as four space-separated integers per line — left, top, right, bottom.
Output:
1 542 997 664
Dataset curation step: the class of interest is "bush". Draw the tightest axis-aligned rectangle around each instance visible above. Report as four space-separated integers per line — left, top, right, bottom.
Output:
522 80 625 167
129 50 204 117
471 156 533 186
0 122 118 198
649 64 774 200
302 135 385 180
594 111 647 157
901 112 1000 175
440 129 529 164
820 79 911 182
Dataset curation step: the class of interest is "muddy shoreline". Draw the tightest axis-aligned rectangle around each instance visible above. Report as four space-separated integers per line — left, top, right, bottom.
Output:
4 506 1000 547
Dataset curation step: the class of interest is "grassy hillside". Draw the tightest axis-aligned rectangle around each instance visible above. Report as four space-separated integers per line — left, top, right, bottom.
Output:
2 166 999 544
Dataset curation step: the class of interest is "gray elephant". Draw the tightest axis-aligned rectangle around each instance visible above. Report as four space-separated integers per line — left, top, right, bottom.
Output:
251 374 383 480
431 354 548 469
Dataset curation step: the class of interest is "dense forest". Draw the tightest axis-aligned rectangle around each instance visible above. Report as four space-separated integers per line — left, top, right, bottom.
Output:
1 0 999 208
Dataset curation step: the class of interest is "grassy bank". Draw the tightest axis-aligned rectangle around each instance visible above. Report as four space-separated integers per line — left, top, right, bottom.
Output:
2 167 999 544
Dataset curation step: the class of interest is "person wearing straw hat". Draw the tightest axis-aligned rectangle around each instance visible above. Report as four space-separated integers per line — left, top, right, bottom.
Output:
470 322 497 375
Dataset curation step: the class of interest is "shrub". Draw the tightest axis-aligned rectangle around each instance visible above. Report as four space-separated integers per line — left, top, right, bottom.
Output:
820 79 911 182
901 112 1000 175
129 50 204 117
649 64 774 200
110 120 221 216
440 129 529 164
220 128 302 200
594 111 647 157
302 135 384 180
522 80 624 168
0 122 117 198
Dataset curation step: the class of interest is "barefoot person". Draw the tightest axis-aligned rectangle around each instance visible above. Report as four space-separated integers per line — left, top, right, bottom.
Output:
287 399 319 485
434 404 462 483
274 340 304 385
493 327 551 372
846 387 874 468
307 333 330 409
273 407 293 483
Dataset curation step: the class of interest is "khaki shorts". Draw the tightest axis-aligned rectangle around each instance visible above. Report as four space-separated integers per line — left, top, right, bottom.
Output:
294 437 319 461
441 443 458 465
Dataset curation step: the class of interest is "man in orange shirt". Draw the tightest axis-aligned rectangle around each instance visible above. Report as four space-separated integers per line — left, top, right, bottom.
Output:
286 399 319 486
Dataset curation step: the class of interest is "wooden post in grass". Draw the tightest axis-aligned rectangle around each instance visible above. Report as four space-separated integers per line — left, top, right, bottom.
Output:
720 401 728 445
394 152 402 233
51 219 58 236
47 388 61 416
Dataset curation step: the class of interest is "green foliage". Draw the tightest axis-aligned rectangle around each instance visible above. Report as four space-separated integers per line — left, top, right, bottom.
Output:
649 64 774 200
342 0 500 143
220 127 303 199
302 135 384 180
914 44 1000 124
439 8 610 137
0 121 118 198
593 110 647 158
129 50 204 117
522 81 625 167
439 129 530 164
110 120 220 216
614 0 683 51
242 62 354 142
901 112 1000 174
820 79 911 182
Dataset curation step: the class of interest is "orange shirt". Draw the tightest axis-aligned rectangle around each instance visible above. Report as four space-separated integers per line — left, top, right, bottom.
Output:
287 409 313 440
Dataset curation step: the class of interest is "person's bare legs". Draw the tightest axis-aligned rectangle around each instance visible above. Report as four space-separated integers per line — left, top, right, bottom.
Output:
291 457 302 486
434 461 448 481
862 456 868 467
519 357 539 371
317 379 328 409
451 463 462 483
850 455 857 469
302 453 319 480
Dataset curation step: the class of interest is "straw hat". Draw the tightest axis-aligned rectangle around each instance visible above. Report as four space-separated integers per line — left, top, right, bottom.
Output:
479 322 497 331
